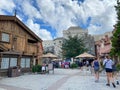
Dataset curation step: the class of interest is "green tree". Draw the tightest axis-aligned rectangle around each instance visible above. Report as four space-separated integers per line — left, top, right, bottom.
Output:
62 35 87 58
111 0 120 56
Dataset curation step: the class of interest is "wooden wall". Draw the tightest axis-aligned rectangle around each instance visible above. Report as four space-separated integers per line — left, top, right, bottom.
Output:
0 20 38 55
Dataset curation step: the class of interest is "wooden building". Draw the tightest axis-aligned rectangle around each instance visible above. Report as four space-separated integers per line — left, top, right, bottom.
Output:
0 15 43 76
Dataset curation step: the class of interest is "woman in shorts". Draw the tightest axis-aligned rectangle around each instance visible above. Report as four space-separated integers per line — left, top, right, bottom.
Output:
93 57 100 82
103 56 116 88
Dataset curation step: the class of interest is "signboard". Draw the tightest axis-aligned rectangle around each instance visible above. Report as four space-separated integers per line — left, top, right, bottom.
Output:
48 63 53 70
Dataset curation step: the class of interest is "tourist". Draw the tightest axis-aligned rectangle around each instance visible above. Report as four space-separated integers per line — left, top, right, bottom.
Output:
92 57 100 82
103 56 116 88
42 63 46 73
112 60 119 85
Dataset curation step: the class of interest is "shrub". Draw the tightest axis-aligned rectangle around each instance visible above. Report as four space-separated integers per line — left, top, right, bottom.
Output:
36 65 42 72
32 65 42 73
32 65 37 73
70 63 78 69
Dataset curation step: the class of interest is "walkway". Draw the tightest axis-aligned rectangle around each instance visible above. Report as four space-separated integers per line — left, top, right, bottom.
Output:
0 68 120 90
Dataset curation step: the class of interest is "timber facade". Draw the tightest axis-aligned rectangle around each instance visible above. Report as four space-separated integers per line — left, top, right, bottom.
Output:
0 15 43 76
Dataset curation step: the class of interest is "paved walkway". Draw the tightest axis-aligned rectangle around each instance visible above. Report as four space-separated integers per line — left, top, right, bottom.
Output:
0 68 120 90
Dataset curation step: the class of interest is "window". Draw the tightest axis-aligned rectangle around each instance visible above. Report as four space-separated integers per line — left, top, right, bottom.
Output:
1 58 9 69
10 58 17 67
2 33 10 42
59 41 61 43
21 58 26 68
26 58 30 68
21 58 30 68
1 58 17 69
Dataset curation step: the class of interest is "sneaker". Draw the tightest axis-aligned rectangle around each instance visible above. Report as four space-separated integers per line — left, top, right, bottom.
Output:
95 80 99 83
106 83 110 86
112 83 116 88
117 81 119 85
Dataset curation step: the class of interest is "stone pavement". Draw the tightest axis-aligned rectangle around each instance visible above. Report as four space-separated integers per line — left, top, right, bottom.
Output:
0 68 120 90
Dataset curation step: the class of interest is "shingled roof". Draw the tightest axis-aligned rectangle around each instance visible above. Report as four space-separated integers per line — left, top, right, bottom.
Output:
0 15 42 42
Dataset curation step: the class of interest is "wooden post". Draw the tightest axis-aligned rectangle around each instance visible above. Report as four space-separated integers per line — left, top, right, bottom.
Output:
0 53 2 76
31 54 35 68
0 53 3 68
17 55 22 67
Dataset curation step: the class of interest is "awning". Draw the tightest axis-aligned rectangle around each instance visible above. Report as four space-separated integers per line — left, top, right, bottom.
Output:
0 50 22 55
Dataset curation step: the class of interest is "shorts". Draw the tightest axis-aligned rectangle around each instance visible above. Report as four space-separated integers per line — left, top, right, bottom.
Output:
94 69 99 74
105 68 112 73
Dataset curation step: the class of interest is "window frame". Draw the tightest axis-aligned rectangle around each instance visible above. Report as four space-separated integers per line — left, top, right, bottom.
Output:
1 32 10 43
21 57 31 68
1 57 17 69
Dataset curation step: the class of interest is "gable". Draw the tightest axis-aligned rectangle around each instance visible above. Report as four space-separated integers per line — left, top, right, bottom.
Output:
0 15 42 42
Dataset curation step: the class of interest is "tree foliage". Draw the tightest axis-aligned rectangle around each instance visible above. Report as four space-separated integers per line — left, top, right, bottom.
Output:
62 35 87 58
111 0 120 56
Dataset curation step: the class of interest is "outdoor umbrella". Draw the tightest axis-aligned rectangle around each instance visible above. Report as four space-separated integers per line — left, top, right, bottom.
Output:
41 53 57 58
76 52 95 58
41 53 58 64
52 58 63 61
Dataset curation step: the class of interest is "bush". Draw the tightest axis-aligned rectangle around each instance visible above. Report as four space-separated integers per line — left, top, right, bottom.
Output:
36 65 42 72
32 65 37 73
70 63 78 69
116 64 120 71
32 65 42 73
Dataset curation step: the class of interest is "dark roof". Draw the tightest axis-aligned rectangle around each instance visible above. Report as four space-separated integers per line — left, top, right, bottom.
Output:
0 15 42 42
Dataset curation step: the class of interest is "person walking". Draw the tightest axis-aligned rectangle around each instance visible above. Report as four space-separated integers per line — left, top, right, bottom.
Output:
112 60 119 85
103 56 116 88
93 57 100 82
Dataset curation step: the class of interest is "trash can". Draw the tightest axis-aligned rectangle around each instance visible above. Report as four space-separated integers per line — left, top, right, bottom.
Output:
8 66 21 77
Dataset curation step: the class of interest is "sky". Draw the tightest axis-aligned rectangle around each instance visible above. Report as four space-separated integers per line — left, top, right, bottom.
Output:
0 0 117 40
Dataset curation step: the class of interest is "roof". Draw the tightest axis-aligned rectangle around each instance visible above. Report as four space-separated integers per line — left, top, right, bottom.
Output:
0 15 42 42
53 37 64 41
67 26 82 30
0 43 8 51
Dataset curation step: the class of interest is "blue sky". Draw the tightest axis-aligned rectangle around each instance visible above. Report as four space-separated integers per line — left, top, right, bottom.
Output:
0 0 117 40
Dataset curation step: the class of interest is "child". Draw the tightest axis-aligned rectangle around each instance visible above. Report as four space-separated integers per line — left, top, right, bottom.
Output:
42 63 46 73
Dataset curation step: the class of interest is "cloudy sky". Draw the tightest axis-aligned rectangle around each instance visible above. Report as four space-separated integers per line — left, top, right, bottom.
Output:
0 0 117 40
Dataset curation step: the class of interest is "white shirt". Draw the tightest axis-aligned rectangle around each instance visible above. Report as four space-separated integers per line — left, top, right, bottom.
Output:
103 59 113 69
42 66 46 70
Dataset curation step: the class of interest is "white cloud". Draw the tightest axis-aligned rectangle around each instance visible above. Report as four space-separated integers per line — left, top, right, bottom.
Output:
22 0 41 19
0 0 117 39
26 19 52 40
0 0 15 13
84 0 117 35
36 0 76 37
36 0 117 36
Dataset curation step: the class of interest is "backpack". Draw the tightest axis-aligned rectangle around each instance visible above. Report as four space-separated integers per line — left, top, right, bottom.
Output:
103 60 109 69
94 61 99 70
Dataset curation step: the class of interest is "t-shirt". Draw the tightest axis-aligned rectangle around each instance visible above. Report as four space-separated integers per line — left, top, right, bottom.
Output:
103 59 113 69
93 60 99 70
